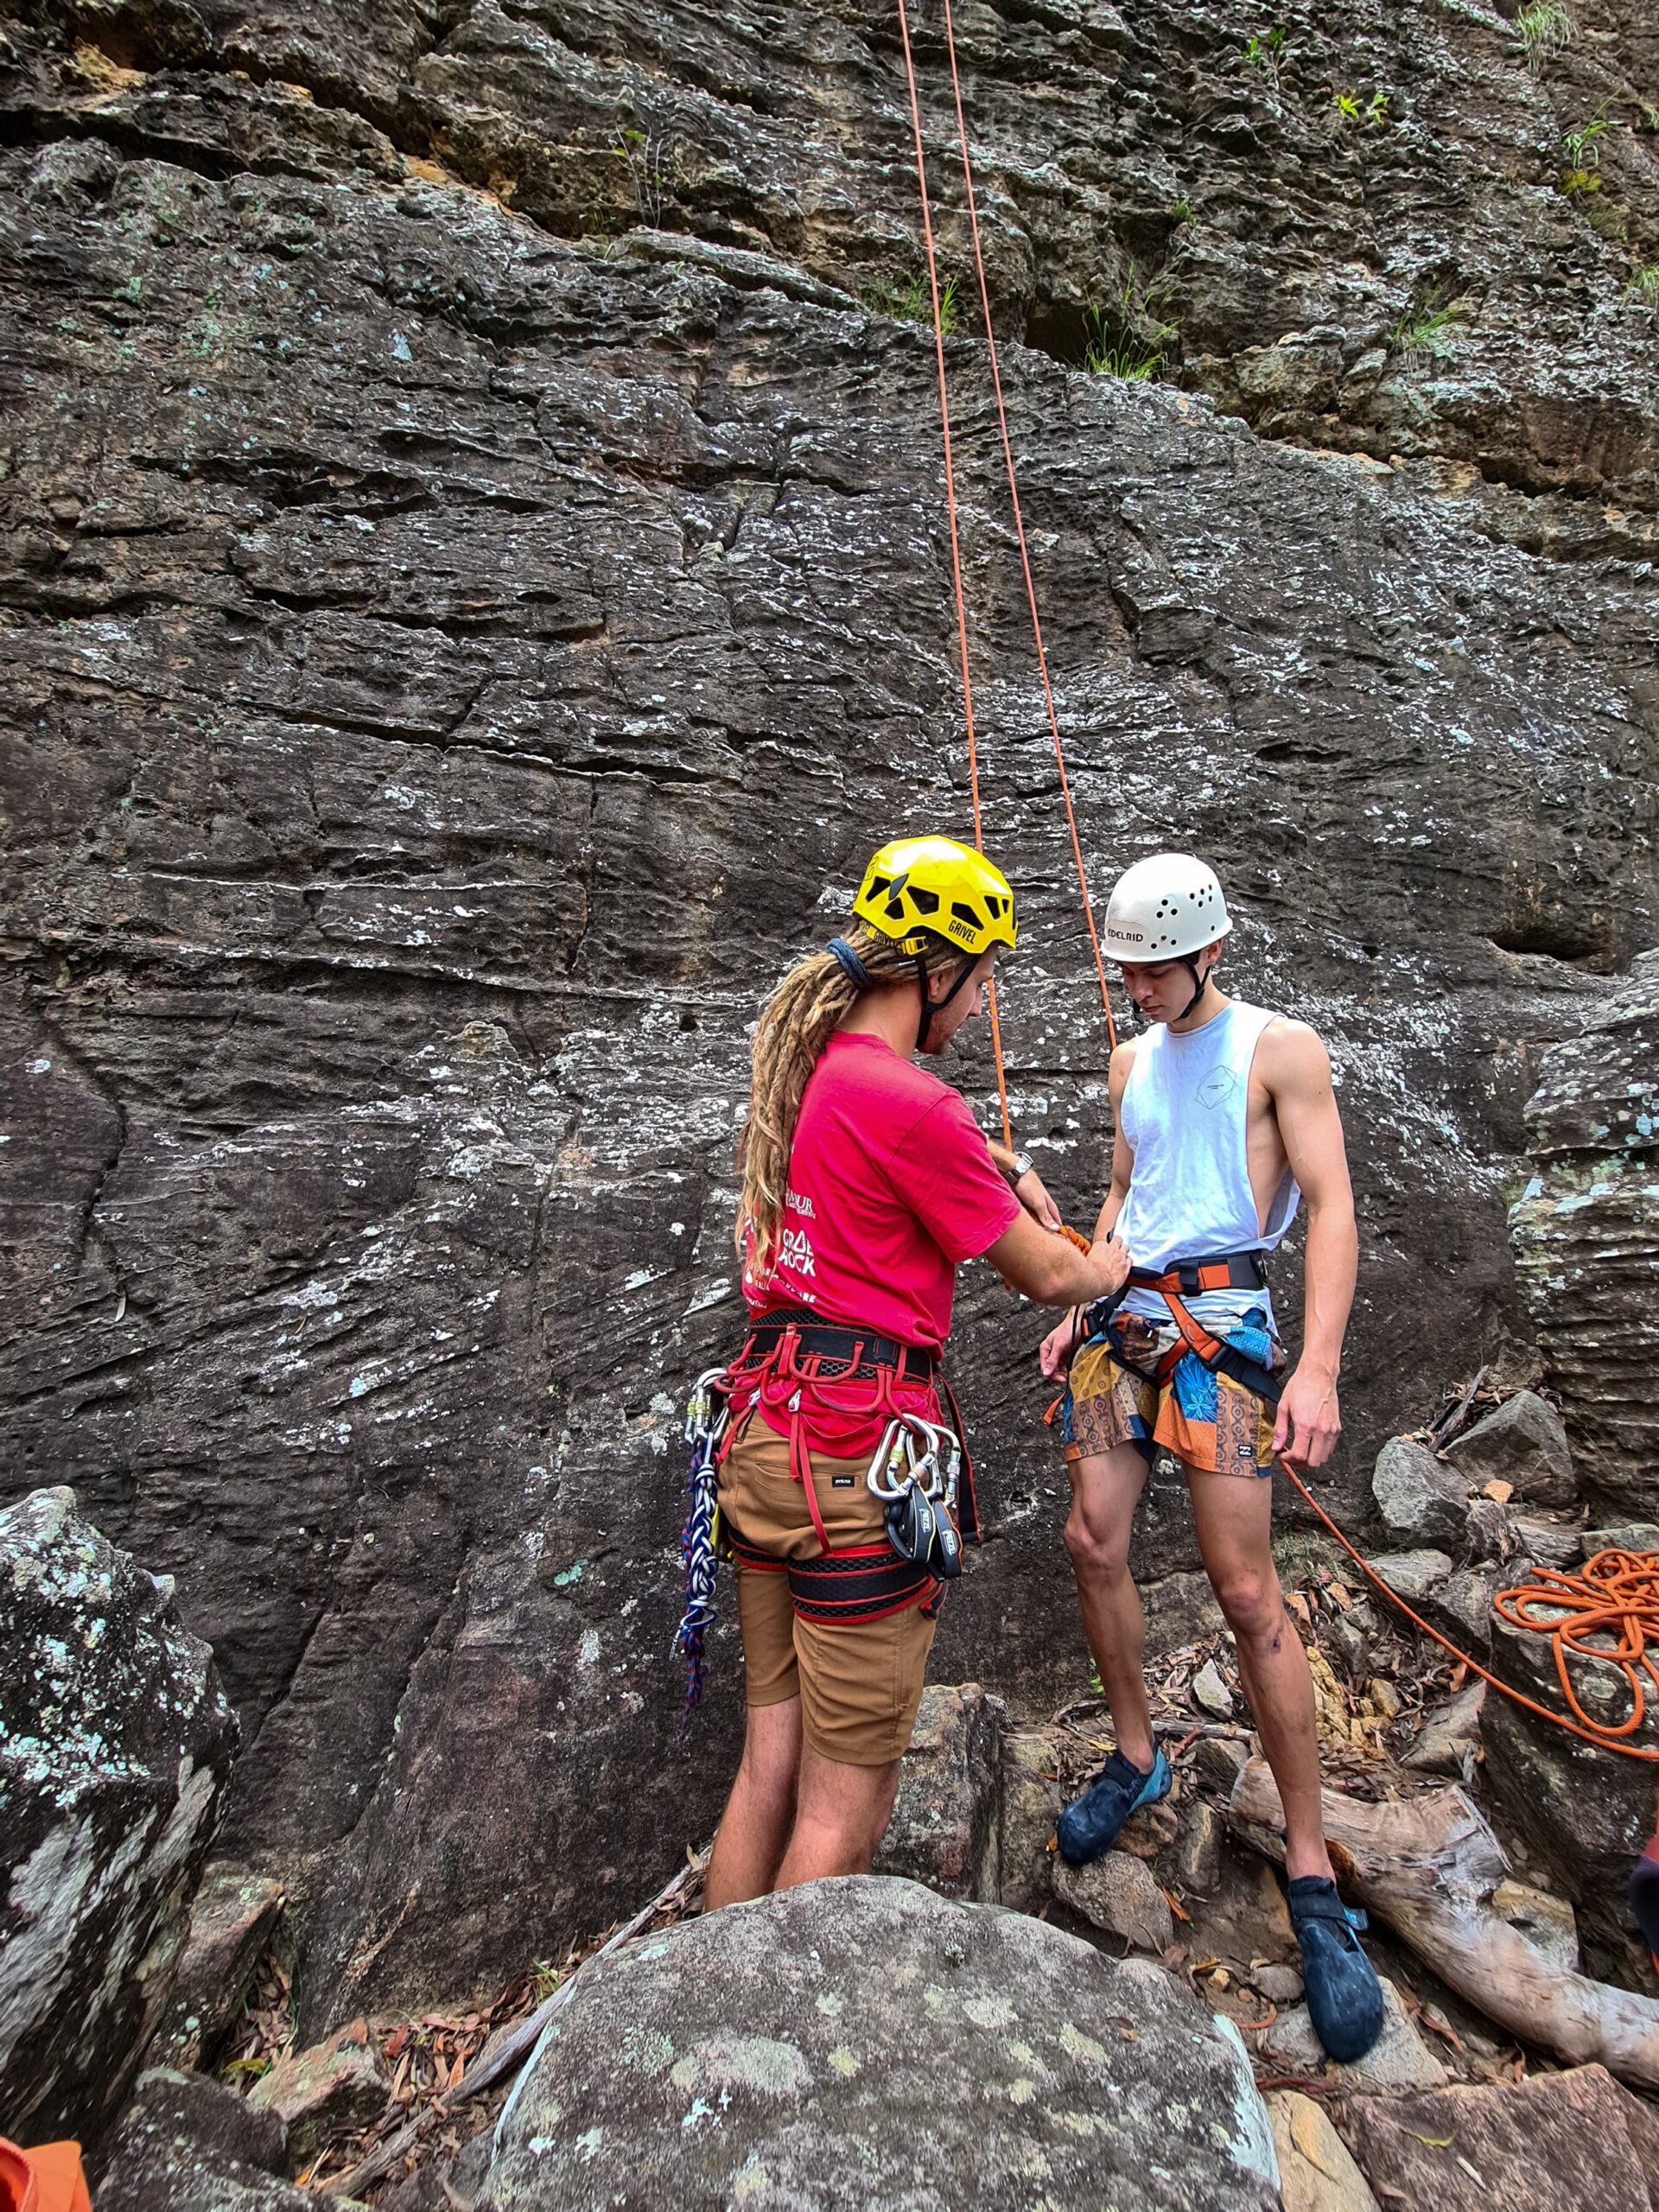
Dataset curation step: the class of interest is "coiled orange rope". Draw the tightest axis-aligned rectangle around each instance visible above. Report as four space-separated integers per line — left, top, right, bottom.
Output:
1493 1550 1659 1745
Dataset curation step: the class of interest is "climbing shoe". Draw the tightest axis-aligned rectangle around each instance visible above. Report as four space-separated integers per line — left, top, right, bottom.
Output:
1629 1834 1659 1965
1056 1744 1171 1866
1288 1876 1386 2064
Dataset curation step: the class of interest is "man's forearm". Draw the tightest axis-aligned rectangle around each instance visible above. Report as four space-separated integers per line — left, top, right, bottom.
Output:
1298 1199 1357 1376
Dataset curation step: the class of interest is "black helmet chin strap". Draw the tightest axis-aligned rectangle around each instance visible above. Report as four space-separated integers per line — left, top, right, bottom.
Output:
912 951 980 1051
1177 955 1211 1020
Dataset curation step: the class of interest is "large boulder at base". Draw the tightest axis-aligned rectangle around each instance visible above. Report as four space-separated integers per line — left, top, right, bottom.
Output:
479 1877 1280 2210
1335 2064 1659 2212
1510 955 1659 1520
0 1489 238 2143
93 2066 374 2212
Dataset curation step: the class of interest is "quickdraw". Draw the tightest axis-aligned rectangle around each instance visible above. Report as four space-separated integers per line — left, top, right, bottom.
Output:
674 1365 730 1729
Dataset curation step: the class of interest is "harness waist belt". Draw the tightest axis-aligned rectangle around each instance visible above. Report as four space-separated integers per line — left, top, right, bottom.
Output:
741 1312 936 1383
1128 1249 1268 1297
725 1522 939 1624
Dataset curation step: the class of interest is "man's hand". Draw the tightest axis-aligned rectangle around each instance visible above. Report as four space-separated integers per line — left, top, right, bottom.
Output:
1274 1362 1341 1473
1014 1166 1064 1232
1084 1233 1132 1305
1039 1313 1077 1381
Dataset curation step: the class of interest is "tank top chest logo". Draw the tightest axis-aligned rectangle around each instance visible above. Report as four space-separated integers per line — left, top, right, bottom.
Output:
1196 1064 1240 1110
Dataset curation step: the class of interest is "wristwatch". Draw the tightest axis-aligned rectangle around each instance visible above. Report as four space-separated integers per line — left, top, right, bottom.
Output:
1007 1151 1036 1184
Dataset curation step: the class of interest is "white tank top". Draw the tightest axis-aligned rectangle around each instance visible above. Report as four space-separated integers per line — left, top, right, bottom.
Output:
1115 1001 1300 1324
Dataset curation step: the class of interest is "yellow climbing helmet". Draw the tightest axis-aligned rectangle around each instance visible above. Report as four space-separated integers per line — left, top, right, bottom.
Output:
852 835 1018 957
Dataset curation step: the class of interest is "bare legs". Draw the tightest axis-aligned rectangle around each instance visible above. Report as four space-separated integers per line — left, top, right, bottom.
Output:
1187 1471 1333 1882
703 1698 901 1910
1063 1446 1155 1771
1065 1447 1334 1883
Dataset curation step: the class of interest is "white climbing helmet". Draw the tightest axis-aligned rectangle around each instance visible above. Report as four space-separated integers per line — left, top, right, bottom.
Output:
1101 853 1233 962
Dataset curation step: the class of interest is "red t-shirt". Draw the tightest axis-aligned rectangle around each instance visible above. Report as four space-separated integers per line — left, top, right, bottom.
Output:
743 1032 1020 1348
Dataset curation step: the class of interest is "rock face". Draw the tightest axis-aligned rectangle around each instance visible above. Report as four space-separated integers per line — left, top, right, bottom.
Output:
1511 955 1659 1519
1336 2063 1659 2212
154 1859 286 2070
3 0 1657 2027
0 1488 238 2144
873 1682 1001 1903
479 1875 1280 2210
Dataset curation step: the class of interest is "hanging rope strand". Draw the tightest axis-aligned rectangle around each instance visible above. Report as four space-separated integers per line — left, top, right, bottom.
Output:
893 0 1012 1147
935 0 1117 1049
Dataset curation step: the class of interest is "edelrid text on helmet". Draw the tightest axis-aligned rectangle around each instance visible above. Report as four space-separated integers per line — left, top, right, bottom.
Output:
853 835 1019 957
1101 853 1232 963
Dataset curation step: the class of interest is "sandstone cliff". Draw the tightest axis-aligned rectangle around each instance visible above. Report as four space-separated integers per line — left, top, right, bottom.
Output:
2 0 1655 2024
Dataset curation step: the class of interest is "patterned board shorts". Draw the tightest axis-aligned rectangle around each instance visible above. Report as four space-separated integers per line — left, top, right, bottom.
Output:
1061 1308 1283 1479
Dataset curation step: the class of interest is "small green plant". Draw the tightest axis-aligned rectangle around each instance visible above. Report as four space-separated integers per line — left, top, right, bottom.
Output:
865 270 963 334
1389 298 1465 361
1516 0 1573 72
1559 111 1615 194
613 119 681 226
1242 24 1290 86
1336 88 1392 129
1082 270 1179 380
1624 263 1659 309
531 1958 563 2003
1167 196 1192 224
1366 91 1392 129
1334 89 1363 124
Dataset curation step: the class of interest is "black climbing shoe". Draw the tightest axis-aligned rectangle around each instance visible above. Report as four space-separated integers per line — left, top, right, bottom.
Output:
1288 1876 1386 2064
1056 1745 1171 1867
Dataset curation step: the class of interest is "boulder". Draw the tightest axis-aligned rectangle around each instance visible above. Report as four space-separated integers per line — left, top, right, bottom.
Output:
874 1683 1001 1904
1164 1800 1225 1897
1268 2090 1380 2212
1586 1524 1659 1560
1508 1515 1582 1570
248 2019 389 2174
1192 1844 1299 1971
1337 2063 1659 2212
1052 1848 1177 1953
1371 1438 1471 1551
1416 1566 1501 1657
1479 1613 1659 1989
995 1726 1060 1916
155 1859 286 2070
0 1488 238 2144
1444 1392 1576 1510
1262 1975 1447 2090
1365 1550 1453 1605
1191 1658 1235 1719
1402 1681 1486 1778
1511 956 1659 1522
1192 1735 1252 1794
92 2068 321 2212
1250 1962 1305 2005
478 1877 1281 2209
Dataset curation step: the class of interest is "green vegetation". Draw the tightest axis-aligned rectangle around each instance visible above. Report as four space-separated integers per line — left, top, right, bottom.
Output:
1516 0 1573 72
864 270 963 334
1168 197 1193 224
1335 88 1392 129
613 120 681 225
1560 113 1615 196
1242 25 1290 86
1082 270 1179 380
1624 264 1659 309
1389 298 1465 360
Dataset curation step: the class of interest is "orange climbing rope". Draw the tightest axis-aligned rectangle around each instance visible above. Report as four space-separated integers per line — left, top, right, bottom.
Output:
893 0 1659 1767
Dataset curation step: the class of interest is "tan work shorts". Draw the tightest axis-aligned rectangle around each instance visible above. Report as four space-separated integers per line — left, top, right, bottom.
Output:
716 1414 938 1767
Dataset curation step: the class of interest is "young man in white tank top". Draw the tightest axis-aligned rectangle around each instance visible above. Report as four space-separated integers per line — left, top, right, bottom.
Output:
1038 852 1385 2064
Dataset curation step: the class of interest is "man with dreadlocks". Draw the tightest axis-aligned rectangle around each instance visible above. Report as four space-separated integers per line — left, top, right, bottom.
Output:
702 835 1128 1908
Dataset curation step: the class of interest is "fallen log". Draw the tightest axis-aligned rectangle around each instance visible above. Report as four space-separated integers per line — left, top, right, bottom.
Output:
1226 1758 1659 2089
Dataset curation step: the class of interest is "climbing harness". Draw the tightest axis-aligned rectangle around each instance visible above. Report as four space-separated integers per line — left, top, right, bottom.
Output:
867 1414 963 1580
673 1316 972 1719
